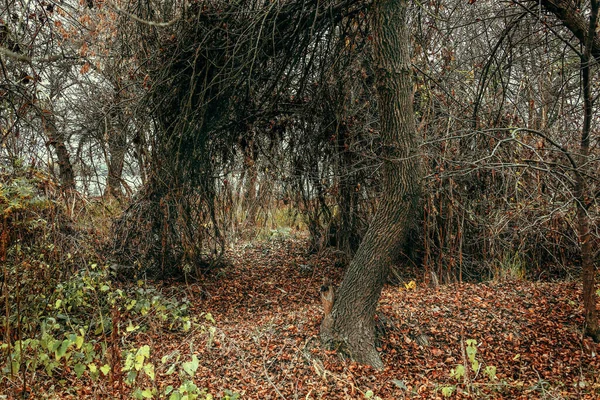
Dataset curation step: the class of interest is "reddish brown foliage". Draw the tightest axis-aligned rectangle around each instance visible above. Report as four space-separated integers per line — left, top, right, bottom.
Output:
13 239 600 399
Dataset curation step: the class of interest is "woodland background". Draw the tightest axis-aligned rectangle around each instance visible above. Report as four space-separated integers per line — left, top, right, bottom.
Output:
1 0 599 398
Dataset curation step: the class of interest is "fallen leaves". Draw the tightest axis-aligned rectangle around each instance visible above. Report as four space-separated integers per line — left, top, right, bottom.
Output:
5 238 598 399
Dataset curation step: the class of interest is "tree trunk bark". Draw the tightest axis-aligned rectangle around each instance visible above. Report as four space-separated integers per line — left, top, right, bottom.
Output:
42 109 76 191
577 0 599 342
321 0 420 369
537 0 600 62
105 129 127 198
104 86 128 198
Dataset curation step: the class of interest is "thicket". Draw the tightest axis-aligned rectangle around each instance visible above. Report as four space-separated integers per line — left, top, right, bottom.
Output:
0 166 231 398
1 0 600 389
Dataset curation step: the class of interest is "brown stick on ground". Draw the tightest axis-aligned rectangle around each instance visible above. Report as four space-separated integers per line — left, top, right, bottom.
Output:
320 279 335 335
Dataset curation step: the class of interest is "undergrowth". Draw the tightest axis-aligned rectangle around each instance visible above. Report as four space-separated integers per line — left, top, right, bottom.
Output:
0 167 235 398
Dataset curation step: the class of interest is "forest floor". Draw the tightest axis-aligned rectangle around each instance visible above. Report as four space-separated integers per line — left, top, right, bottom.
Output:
137 238 599 399
7 237 600 399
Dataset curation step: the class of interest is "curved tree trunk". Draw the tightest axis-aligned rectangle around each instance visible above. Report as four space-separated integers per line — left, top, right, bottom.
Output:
321 0 420 369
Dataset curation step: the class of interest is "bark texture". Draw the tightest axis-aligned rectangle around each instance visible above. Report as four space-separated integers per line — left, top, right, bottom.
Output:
577 0 599 342
105 86 128 198
537 0 600 62
106 130 127 198
321 0 420 369
42 109 76 191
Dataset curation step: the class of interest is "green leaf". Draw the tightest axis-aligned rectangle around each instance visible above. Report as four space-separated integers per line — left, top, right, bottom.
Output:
441 385 455 397
124 353 134 371
55 339 70 360
139 345 150 358
391 379 408 390
142 388 154 398
75 335 84 350
133 388 144 400
126 370 138 384
205 313 215 324
134 345 150 371
450 364 465 381
100 364 111 376
169 393 182 400
364 390 374 399
126 321 139 332
74 363 86 378
182 320 191 332
182 355 199 377
144 362 155 380
10 360 20 374
484 365 497 380
165 363 177 375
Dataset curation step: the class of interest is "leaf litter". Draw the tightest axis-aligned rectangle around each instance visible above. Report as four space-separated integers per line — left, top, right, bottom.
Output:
15 238 600 399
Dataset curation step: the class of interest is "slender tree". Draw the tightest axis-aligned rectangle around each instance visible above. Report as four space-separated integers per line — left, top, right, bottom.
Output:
577 0 599 342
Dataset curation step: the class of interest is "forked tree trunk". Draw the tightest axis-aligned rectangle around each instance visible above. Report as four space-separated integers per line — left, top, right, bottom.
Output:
321 0 420 369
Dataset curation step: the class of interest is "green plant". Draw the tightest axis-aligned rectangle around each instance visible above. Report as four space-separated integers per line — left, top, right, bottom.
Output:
441 339 497 397
364 389 382 400
495 252 526 280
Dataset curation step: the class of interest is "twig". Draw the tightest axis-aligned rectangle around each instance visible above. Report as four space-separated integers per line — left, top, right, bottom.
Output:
0 46 66 63
110 3 179 27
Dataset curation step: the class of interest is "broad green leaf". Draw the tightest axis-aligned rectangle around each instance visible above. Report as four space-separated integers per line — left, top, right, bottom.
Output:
139 345 150 358
123 353 134 371
100 364 111 375
75 335 84 350
55 339 70 360
144 362 155 380
169 393 182 400
484 365 497 380
451 364 465 381
142 388 153 398
10 360 20 374
126 370 137 384
135 345 150 371
182 355 199 377
441 385 455 397
165 363 177 375
74 363 86 378
88 363 97 373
